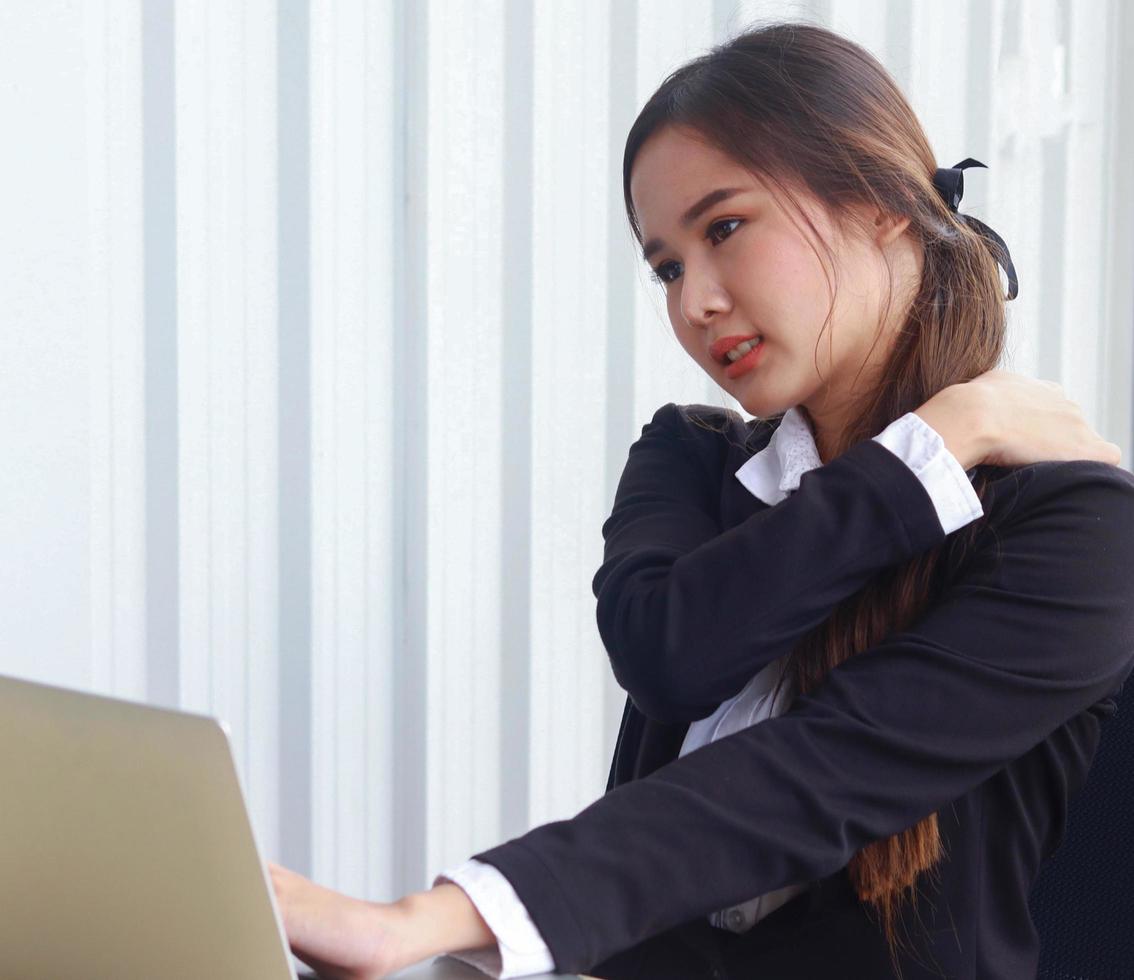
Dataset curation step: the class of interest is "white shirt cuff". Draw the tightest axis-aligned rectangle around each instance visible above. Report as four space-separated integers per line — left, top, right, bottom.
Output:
432 858 557 978
872 411 984 535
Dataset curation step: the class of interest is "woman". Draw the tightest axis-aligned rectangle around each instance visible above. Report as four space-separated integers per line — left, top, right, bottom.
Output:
269 21 1133 980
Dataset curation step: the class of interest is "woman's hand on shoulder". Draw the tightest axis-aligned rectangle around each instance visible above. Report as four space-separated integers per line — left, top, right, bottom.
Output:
917 369 1123 470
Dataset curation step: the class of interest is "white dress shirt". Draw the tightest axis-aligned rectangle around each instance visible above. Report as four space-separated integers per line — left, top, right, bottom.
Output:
432 406 985 978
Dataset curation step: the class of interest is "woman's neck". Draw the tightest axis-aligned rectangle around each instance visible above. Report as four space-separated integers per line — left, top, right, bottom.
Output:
797 404 838 465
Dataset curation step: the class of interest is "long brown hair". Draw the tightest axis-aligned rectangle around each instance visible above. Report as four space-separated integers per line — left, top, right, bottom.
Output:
622 20 1013 977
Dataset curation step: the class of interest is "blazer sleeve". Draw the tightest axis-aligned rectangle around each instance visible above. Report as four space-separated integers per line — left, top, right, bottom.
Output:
479 459 1134 975
594 401 956 723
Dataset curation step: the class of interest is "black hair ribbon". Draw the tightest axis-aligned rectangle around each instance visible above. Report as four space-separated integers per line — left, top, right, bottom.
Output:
932 157 1019 301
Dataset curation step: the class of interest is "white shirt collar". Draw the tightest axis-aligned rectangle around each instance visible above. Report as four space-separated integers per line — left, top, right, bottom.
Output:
733 406 822 505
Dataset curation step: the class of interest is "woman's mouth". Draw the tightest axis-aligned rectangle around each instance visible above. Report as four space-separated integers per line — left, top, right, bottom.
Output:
724 337 765 379
723 336 761 363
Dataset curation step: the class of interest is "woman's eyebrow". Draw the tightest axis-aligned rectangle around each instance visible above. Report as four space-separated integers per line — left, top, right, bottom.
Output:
641 186 747 262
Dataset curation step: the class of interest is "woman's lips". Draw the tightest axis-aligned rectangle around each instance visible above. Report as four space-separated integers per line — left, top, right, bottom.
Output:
724 338 765 379
709 333 762 363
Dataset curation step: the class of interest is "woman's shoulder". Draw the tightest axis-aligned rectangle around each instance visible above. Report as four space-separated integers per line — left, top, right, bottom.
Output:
980 458 1134 526
655 401 782 455
984 458 1134 505
623 403 784 510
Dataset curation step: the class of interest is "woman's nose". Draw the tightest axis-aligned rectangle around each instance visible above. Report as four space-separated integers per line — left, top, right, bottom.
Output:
680 265 731 328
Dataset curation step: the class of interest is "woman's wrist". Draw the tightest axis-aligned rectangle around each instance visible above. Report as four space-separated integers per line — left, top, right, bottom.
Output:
390 882 499 970
914 384 995 470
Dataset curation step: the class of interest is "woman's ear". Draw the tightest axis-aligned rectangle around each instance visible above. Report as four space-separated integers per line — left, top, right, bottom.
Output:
872 210 912 248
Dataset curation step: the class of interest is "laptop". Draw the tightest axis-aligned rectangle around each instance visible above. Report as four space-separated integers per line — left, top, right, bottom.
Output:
0 672 576 979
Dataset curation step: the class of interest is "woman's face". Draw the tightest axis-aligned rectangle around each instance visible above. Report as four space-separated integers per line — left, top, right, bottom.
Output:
628 124 920 448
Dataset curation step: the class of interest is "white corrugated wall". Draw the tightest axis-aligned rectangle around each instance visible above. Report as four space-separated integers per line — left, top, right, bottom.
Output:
2 0 1132 903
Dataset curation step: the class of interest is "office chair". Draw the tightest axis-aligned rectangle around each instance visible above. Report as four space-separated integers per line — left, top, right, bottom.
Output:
1029 674 1134 979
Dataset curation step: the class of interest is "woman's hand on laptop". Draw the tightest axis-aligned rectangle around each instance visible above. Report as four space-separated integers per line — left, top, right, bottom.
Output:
268 860 406 977
268 860 500 978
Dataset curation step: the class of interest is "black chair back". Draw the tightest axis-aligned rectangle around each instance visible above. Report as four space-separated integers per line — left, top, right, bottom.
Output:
1030 678 1134 978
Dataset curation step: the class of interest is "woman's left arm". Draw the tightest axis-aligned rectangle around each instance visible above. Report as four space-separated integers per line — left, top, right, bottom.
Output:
268 863 503 979
270 459 1134 979
470 459 1134 975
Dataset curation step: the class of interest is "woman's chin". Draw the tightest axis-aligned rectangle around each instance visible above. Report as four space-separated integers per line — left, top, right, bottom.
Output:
732 390 794 419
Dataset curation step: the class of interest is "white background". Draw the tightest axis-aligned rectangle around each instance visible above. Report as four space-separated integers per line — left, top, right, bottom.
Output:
1 0 1132 903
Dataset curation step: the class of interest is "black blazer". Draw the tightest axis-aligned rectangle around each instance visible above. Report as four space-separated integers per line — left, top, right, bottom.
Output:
473 403 1134 979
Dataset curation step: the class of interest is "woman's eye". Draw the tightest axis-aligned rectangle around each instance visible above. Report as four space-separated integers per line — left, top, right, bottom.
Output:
648 219 742 287
707 218 741 245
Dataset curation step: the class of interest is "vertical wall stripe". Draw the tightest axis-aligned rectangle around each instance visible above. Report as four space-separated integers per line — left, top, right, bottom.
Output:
360 0 401 900
309 0 400 898
86 0 146 702
172 0 278 849
277 0 312 877
1101 0 1134 461
966 0 994 164
422 0 507 879
884 0 912 93
909 3 969 155
712 0 729 40
1125 1 1134 461
142 0 179 711
239 0 282 868
826 1 887 61
807 0 832 26
498 0 534 840
393 0 429 896
527 0 616 829
603 0 639 753
1053 2 1105 420
1037 132 1068 381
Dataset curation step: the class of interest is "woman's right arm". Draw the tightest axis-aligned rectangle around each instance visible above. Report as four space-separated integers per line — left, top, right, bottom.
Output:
598 372 1122 724
480 456 1134 976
